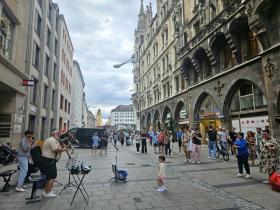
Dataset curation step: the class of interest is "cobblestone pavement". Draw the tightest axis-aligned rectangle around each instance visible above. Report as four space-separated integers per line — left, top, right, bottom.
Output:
0 142 279 210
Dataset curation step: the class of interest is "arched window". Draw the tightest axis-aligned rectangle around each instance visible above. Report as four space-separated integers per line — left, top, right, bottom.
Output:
193 48 212 79
230 82 267 112
230 16 259 63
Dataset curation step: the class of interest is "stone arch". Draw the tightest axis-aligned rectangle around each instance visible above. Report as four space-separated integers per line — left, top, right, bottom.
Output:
146 112 152 129
141 114 146 130
229 15 259 63
153 110 161 130
162 106 172 129
174 101 188 125
193 92 220 122
223 79 268 120
254 0 280 49
181 57 197 85
210 32 231 73
193 47 212 80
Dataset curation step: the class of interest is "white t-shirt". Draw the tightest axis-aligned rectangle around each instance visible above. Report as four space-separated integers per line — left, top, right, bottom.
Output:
42 136 62 160
158 162 166 177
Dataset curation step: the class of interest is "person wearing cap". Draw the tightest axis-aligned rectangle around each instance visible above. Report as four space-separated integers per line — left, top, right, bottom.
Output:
41 129 66 198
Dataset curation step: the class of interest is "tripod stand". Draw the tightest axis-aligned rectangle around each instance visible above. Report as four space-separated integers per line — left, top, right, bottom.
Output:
59 146 77 194
109 144 126 184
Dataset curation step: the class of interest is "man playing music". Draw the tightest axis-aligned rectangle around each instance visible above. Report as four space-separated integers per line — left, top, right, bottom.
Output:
41 129 66 198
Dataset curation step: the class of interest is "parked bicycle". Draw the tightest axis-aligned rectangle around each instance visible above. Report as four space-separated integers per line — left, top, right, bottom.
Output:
216 141 229 161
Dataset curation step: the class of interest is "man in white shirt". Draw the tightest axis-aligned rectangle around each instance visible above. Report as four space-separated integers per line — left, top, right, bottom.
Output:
41 129 66 198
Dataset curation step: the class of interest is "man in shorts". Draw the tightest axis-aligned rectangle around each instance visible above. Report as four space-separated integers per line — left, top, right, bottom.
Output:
41 129 66 198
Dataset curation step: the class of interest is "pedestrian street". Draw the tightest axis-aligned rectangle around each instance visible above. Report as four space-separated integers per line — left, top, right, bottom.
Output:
0 142 279 210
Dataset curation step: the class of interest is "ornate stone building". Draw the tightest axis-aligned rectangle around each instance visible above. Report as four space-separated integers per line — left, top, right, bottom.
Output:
132 0 280 139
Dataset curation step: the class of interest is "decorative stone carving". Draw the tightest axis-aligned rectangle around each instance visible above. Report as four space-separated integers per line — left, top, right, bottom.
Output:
179 2 242 57
214 80 225 97
264 57 275 80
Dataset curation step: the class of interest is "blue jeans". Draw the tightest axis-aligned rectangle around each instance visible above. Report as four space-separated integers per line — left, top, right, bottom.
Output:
208 141 217 158
17 157 28 187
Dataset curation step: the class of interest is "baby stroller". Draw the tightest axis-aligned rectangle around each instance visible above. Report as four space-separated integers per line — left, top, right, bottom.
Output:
0 144 16 165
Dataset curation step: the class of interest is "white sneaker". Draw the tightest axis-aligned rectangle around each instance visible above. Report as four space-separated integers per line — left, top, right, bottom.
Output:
15 187 25 192
236 173 243 177
208 157 212 159
196 161 200 164
191 160 195 164
156 187 163 192
262 180 270 184
22 185 28 189
42 192 57 198
245 174 251 179
184 159 188 162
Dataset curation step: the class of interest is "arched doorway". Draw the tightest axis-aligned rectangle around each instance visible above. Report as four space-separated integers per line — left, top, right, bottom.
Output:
194 93 222 140
174 101 189 128
162 106 173 131
141 115 146 130
224 80 268 133
153 110 160 131
146 112 152 130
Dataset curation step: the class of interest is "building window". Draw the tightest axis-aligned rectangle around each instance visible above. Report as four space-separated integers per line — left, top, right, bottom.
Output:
68 103 70 114
34 11 42 37
230 83 267 112
51 89 55 110
33 41 40 69
30 76 38 104
0 12 15 60
46 27 51 49
175 76 179 93
59 117 63 131
53 63 57 81
248 31 259 58
54 38 58 56
0 114 12 138
64 99 67 112
43 85 48 108
50 119 54 132
40 117 46 140
28 115 36 132
44 54 49 76
60 95 64 109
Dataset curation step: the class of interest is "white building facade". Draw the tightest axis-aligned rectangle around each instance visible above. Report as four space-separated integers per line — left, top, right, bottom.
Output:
110 105 135 129
70 61 85 128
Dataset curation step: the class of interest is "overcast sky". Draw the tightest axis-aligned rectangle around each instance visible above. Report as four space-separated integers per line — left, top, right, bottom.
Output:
53 0 156 121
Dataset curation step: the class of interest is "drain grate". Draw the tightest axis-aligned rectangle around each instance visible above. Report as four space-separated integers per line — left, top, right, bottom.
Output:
133 197 142 203
141 164 151 167
126 163 136 165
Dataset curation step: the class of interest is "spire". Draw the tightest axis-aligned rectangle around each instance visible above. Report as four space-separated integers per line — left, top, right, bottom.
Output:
137 0 146 32
139 0 144 15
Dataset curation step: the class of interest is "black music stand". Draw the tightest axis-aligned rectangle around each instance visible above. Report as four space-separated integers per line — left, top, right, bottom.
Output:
70 171 90 205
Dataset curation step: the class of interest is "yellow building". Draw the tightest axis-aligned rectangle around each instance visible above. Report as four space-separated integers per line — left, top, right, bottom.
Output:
96 109 102 127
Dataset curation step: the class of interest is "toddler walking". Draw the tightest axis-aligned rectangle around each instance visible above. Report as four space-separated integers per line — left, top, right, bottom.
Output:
156 155 167 192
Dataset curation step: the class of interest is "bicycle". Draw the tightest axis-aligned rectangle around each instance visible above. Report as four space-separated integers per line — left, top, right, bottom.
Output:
216 141 229 161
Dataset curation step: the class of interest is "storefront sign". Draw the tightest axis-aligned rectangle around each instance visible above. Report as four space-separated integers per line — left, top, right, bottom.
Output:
232 116 269 133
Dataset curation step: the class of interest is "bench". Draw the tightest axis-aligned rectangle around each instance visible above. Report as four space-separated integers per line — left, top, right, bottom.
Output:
0 169 17 192
26 175 46 204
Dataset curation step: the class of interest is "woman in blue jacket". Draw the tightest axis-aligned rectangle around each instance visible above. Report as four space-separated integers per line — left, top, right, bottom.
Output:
233 132 251 179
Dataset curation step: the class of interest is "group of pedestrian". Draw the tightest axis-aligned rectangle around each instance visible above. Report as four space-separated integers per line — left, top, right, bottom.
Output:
91 132 108 155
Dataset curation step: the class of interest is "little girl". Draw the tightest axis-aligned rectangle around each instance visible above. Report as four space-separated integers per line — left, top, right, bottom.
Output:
157 155 167 192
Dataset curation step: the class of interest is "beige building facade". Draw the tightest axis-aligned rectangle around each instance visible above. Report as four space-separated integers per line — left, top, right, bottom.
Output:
0 0 30 145
56 15 74 133
133 0 280 139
